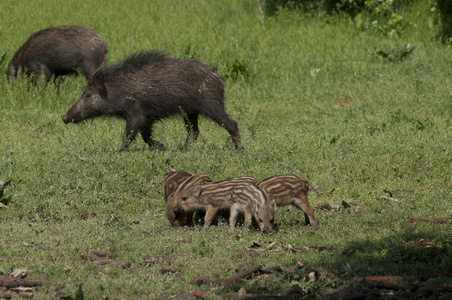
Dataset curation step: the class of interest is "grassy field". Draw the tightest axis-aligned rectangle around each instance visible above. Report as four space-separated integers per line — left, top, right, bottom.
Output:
1 0 451 299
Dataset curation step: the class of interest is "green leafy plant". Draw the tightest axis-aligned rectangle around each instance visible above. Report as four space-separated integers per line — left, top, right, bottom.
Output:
0 178 12 206
182 43 199 59
326 0 409 36
370 43 415 63
0 178 25 206
225 59 250 82
60 284 84 300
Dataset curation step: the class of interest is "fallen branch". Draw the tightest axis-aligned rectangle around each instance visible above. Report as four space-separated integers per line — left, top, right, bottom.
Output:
84 175 101 184
418 285 452 293
75 155 92 162
361 279 414 292
223 265 262 286
248 241 281 252
0 279 45 288
89 250 120 261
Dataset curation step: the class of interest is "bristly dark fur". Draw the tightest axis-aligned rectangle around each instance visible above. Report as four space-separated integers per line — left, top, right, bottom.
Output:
97 50 169 78
63 48 241 151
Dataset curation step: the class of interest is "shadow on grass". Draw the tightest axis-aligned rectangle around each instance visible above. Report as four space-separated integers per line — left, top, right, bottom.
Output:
189 223 452 299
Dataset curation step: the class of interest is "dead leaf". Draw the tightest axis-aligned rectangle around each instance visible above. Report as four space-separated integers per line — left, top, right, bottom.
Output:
9 269 27 278
405 218 429 223
10 287 33 293
334 99 359 107
74 212 97 220
314 203 332 211
293 262 304 270
250 241 281 252
284 244 298 253
238 288 247 297
190 290 209 298
303 246 335 252
75 155 91 162
408 239 441 248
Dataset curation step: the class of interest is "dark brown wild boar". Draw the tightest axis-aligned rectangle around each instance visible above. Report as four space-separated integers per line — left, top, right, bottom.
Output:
173 179 276 233
166 173 212 227
258 175 318 229
7 25 108 82
61 50 241 152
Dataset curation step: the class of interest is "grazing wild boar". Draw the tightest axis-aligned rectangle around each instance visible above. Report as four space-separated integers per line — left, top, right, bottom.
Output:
226 176 258 185
173 179 276 233
61 50 241 152
166 173 212 227
258 175 318 229
7 25 108 82
161 170 192 204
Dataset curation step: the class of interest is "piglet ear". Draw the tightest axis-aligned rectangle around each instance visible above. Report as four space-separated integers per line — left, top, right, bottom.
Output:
193 184 202 198
92 72 107 98
271 199 277 209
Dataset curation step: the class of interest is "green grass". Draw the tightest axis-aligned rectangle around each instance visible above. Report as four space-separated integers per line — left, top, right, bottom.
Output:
1 0 452 299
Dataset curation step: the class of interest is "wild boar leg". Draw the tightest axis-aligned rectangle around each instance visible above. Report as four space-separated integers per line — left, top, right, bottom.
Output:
293 199 318 229
183 112 200 149
41 65 53 82
229 204 240 232
204 206 220 227
242 209 252 231
184 212 195 226
120 122 139 152
139 120 165 150
215 209 229 226
205 111 241 149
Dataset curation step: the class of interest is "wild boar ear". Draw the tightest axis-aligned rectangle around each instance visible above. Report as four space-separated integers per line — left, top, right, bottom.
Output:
92 73 107 98
193 184 202 197
99 83 107 98
271 199 277 209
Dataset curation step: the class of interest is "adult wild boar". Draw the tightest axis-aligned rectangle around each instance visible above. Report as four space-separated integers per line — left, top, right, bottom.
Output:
61 50 241 152
7 25 108 82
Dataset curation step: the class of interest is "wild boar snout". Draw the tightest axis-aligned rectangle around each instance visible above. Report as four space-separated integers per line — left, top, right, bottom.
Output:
61 115 70 124
173 207 183 214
